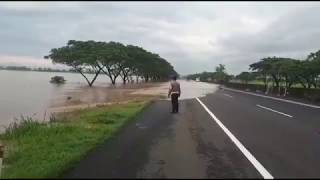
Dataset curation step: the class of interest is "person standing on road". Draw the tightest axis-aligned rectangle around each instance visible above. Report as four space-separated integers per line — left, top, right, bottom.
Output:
168 75 181 113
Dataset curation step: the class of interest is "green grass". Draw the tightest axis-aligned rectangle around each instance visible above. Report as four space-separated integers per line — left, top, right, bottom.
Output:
0 100 151 178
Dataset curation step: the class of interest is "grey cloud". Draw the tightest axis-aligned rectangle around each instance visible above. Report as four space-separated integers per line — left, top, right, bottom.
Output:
1 2 320 75
209 6 320 74
216 6 320 54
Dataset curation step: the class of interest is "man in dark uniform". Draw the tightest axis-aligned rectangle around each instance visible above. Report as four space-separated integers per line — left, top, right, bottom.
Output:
168 75 181 113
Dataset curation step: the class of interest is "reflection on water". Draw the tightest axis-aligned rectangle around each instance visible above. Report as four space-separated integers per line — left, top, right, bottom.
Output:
0 70 111 128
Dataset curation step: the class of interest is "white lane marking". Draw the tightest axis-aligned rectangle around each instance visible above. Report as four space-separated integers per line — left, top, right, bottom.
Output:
196 98 273 179
256 104 293 118
223 87 320 109
223 93 233 98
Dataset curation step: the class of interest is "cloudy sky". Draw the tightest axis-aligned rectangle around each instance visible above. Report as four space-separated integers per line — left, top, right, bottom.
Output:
1 1 320 75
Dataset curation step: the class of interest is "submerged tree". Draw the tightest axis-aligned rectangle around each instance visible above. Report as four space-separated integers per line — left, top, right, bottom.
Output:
45 40 103 87
45 40 178 86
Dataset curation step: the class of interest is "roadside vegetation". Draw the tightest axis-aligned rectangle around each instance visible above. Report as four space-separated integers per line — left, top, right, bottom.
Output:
0 99 152 178
186 50 320 102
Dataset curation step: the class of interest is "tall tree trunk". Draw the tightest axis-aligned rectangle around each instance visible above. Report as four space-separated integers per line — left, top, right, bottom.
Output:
271 80 275 94
307 78 312 89
119 73 126 84
88 68 102 86
119 69 130 85
271 74 280 89
277 76 281 96
312 76 317 88
75 66 102 87
145 75 149 82
264 74 268 93
283 76 288 96
313 83 317 88
101 66 120 85
77 70 92 86
297 77 307 89
111 78 116 85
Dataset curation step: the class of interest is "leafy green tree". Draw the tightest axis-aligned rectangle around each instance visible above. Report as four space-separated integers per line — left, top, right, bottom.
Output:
250 57 279 91
46 40 178 86
305 50 320 88
214 64 229 84
125 45 149 83
236 72 256 84
279 58 300 89
45 40 103 87
95 41 129 85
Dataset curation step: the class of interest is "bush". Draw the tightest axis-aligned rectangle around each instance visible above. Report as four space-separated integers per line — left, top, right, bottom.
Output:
50 76 66 84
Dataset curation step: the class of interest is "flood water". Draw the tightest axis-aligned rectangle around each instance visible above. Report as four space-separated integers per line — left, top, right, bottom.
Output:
0 70 219 130
0 70 111 129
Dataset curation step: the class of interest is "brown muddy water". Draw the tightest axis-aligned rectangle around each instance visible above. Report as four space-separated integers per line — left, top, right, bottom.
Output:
0 70 219 131
0 70 126 130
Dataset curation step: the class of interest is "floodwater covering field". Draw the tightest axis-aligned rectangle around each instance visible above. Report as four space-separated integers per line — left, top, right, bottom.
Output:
0 70 219 130
0 70 112 129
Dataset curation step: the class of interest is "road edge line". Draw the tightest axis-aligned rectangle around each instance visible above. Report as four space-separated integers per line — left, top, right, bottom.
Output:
256 104 293 118
222 87 320 109
196 97 273 179
223 93 233 98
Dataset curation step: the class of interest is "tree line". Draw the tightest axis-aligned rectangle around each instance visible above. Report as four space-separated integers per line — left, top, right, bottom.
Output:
44 40 178 87
0 65 74 73
186 64 233 83
186 49 320 96
234 50 320 95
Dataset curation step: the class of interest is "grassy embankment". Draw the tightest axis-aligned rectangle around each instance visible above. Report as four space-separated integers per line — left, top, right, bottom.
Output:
0 99 152 178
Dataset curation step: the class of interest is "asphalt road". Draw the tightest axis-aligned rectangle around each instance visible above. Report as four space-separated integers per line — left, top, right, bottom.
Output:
64 86 320 179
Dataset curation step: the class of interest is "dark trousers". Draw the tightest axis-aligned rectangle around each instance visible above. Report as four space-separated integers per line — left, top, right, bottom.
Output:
171 93 179 113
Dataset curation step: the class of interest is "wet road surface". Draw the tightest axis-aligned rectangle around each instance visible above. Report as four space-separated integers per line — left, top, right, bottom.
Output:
64 84 320 178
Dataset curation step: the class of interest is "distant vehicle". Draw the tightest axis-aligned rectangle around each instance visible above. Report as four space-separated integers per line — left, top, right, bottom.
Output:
195 77 200 82
50 76 66 84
